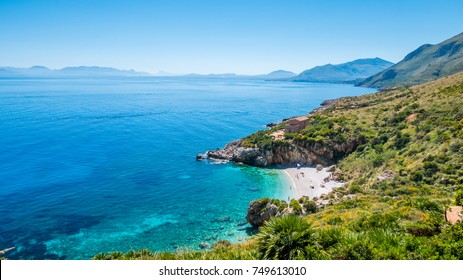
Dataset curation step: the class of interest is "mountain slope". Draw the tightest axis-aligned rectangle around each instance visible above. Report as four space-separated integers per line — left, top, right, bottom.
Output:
358 32 463 89
292 58 393 83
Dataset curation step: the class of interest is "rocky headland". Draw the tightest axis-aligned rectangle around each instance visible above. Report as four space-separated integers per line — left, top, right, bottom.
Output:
206 98 364 167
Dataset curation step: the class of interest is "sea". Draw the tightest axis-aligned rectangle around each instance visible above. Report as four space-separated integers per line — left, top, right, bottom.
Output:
0 76 374 259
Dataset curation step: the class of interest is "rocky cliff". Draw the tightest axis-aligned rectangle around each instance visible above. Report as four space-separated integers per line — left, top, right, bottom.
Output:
207 137 363 167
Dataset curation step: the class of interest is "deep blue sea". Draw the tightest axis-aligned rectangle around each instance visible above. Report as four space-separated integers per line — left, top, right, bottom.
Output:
0 77 373 259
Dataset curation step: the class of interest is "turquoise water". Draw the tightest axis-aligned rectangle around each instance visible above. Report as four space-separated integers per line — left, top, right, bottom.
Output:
0 77 373 259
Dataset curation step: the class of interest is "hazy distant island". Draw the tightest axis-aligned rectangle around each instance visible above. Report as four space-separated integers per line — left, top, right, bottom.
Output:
94 31 463 260
182 70 298 80
0 65 151 77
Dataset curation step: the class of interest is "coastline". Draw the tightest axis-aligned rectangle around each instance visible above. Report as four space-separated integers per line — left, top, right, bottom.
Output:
278 165 344 200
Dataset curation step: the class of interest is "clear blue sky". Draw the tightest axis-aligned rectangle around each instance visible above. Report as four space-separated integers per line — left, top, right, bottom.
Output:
1 0 462 74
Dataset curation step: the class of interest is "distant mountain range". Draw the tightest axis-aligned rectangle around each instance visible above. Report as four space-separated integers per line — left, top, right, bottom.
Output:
182 70 297 80
358 32 463 89
0 66 297 80
291 58 394 83
0 66 150 77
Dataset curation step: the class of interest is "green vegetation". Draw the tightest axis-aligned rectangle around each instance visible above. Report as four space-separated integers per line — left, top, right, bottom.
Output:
93 241 259 260
256 215 315 260
95 72 463 260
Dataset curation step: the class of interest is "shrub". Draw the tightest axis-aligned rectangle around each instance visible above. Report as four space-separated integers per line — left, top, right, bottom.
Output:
255 215 315 260
349 184 362 194
372 155 384 167
393 132 411 149
327 216 343 225
303 200 318 214
423 162 439 177
411 171 424 182
290 199 303 214
456 190 463 206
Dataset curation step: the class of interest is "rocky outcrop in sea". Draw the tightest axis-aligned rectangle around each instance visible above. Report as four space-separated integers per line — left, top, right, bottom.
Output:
207 138 362 167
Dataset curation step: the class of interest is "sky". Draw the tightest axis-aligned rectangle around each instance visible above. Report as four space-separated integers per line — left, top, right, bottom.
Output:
0 0 462 75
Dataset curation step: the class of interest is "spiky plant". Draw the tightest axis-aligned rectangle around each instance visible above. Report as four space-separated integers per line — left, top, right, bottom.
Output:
255 215 314 260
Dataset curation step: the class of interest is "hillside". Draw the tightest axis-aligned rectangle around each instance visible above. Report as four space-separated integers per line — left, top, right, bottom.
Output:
358 32 463 89
95 72 463 260
292 58 393 83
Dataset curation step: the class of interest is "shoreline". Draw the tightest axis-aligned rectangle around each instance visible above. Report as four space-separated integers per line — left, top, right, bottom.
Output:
277 165 344 200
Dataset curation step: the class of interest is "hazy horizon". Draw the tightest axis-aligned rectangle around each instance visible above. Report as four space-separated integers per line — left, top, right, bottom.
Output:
1 0 462 75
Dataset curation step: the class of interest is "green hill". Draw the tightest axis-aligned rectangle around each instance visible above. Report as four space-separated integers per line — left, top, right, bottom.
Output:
292 58 393 83
358 32 463 89
95 72 463 260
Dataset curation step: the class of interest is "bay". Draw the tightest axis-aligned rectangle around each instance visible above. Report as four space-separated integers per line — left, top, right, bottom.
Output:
0 77 374 259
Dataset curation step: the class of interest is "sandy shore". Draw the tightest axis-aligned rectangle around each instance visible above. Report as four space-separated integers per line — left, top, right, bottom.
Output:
281 166 344 200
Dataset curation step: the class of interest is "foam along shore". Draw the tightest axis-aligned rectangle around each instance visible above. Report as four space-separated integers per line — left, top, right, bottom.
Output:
281 165 344 200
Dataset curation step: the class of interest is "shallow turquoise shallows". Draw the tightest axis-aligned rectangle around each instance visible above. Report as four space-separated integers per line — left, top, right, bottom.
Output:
0 77 374 259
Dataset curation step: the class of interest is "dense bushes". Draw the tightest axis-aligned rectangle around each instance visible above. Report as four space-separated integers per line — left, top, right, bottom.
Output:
255 215 315 260
456 190 463 206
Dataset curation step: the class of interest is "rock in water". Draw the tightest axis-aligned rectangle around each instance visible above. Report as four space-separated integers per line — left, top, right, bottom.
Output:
216 216 231 222
199 242 209 249
236 221 247 226
246 198 279 227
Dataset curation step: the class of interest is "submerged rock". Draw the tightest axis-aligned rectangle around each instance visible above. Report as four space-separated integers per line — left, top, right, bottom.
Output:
215 216 231 222
236 221 247 226
199 242 209 249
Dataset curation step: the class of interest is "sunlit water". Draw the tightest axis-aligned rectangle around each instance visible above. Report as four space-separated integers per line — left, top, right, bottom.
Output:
0 77 374 259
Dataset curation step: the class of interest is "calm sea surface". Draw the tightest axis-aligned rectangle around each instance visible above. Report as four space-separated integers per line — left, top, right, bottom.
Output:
0 77 374 259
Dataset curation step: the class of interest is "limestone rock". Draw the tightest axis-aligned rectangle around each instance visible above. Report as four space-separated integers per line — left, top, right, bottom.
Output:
246 199 279 227
207 136 364 167
377 170 396 181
